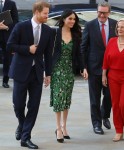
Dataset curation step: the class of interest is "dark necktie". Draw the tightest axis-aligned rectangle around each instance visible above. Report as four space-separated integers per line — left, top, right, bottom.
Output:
34 25 40 45
101 24 106 47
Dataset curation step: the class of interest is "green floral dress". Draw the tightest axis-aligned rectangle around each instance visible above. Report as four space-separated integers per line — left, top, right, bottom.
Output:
50 40 74 112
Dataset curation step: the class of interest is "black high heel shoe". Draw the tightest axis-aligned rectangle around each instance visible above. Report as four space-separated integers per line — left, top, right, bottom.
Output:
64 135 70 139
55 130 64 143
61 126 71 139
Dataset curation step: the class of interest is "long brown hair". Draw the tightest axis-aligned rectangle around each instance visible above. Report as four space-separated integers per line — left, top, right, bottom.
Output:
58 9 82 42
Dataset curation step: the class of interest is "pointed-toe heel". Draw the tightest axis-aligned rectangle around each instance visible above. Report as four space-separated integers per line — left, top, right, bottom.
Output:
55 130 64 143
57 138 64 143
61 126 70 139
64 135 70 139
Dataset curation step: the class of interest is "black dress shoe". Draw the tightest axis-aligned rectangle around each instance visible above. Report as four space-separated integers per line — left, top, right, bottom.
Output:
15 126 22 140
103 118 111 129
2 83 9 88
55 130 64 143
21 140 38 149
93 127 104 135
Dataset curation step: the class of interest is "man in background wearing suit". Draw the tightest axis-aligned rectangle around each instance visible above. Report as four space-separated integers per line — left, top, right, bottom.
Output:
0 0 18 88
7 1 52 149
81 1 117 134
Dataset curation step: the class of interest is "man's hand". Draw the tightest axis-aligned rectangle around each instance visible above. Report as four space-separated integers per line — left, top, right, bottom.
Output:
29 44 37 54
81 69 88 80
0 21 9 30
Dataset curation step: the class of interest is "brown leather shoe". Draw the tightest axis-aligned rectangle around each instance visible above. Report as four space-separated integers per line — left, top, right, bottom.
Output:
113 134 123 142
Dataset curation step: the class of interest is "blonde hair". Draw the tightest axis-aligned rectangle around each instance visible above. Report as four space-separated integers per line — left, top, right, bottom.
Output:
32 1 50 14
115 18 124 36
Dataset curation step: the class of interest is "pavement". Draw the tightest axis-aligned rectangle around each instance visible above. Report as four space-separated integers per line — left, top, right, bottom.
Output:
0 67 124 149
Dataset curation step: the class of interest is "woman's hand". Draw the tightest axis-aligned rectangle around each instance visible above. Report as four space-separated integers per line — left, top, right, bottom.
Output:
102 69 108 87
102 74 108 87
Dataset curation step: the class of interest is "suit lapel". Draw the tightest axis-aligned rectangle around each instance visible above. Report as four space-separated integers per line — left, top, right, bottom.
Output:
94 19 105 48
38 24 44 46
36 24 47 51
2 0 7 11
26 20 34 45
57 28 62 52
3 0 10 11
108 18 114 40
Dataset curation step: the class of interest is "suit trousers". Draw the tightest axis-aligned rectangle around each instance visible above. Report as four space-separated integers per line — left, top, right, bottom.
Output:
2 43 12 83
108 70 124 133
13 66 43 141
88 74 111 128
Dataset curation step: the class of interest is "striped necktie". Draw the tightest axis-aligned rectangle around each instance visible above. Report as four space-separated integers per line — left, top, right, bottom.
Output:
34 25 40 45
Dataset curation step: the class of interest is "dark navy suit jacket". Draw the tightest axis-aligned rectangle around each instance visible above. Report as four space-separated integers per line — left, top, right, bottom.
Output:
52 28 84 74
0 0 18 43
7 20 53 83
81 18 117 75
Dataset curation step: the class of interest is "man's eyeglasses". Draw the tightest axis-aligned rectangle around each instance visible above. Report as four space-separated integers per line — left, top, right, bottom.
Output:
98 11 109 15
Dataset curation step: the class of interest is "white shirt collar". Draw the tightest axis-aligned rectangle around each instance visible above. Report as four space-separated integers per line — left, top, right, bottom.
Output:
31 18 42 29
98 19 109 26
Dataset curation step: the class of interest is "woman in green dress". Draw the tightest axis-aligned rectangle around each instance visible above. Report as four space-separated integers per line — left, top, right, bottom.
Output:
50 9 84 143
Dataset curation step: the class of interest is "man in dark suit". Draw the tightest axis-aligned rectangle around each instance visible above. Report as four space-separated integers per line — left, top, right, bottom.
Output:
81 1 117 134
7 1 52 149
0 0 18 88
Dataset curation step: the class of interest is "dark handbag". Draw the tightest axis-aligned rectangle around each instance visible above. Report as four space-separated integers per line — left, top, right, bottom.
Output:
0 10 13 25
